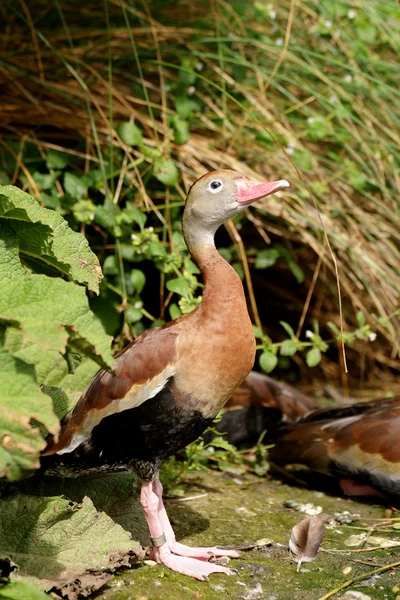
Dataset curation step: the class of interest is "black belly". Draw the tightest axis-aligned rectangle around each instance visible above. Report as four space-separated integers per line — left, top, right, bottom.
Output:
41 382 213 481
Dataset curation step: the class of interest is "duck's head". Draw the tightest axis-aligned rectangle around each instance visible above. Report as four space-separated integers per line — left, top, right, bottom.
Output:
183 169 289 249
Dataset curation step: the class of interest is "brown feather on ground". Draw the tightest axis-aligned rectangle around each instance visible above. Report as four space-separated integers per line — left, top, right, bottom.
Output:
289 516 324 571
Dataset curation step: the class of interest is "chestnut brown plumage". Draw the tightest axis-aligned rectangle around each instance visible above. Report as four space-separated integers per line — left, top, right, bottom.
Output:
270 396 400 499
41 170 290 580
218 375 400 500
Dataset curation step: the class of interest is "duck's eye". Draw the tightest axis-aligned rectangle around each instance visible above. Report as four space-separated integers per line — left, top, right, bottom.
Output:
208 180 223 193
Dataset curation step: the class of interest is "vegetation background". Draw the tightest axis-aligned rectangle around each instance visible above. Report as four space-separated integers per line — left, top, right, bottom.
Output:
0 0 399 598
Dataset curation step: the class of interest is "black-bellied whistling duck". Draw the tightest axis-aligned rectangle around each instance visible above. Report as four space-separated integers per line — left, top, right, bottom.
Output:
219 374 400 500
41 170 290 580
269 397 400 500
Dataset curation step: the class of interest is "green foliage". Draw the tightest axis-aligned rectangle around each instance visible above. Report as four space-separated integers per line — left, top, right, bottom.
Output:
0 186 102 292
116 121 143 146
0 186 112 480
0 580 49 600
0 342 58 480
160 417 244 494
255 319 377 375
0 490 142 596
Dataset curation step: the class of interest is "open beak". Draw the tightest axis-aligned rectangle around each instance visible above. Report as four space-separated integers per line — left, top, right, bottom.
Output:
236 178 290 206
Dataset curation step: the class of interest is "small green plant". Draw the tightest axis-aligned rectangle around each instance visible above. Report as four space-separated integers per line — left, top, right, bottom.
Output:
254 313 378 374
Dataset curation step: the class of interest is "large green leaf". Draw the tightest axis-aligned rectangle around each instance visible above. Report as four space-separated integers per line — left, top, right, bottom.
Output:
0 489 144 599
0 215 112 480
0 186 102 293
0 579 49 600
0 342 59 481
0 272 113 367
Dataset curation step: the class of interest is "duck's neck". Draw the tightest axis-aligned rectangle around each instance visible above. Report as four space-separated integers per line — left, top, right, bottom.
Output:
183 214 249 316
192 245 245 311
183 210 250 322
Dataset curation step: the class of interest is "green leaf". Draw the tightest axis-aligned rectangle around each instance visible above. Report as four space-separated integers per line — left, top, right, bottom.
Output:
0 580 49 600
0 273 112 367
126 306 142 324
40 191 62 212
63 172 87 200
0 491 143 596
0 341 59 480
208 437 236 452
252 325 263 339
184 256 200 274
89 287 122 337
169 303 182 320
153 158 179 186
94 203 118 231
4 326 68 386
171 115 190 144
58 357 100 398
41 385 77 421
130 269 146 294
72 199 96 224
103 254 119 276
280 338 297 356
280 321 295 338
287 259 305 284
306 347 322 367
175 96 199 119
356 311 366 327
46 149 70 170
32 171 60 190
147 240 167 259
259 351 278 373
0 187 102 293
116 121 142 146
123 203 147 230
255 248 280 269
166 277 190 297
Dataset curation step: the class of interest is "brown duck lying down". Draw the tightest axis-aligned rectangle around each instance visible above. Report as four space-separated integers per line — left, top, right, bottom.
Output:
41 171 290 581
220 372 400 501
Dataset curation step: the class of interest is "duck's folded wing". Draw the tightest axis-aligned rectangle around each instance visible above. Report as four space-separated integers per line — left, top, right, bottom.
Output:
43 328 178 455
270 398 400 495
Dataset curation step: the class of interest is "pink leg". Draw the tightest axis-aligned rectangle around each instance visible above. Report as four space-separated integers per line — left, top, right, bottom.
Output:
152 475 239 560
140 480 236 580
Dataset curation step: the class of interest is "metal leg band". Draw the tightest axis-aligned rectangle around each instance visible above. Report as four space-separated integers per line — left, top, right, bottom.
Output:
151 533 167 547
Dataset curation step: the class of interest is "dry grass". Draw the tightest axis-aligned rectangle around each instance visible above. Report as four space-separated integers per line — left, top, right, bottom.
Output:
1 0 399 392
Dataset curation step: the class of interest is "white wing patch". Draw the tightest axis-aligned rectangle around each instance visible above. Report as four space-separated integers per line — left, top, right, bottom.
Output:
57 364 177 455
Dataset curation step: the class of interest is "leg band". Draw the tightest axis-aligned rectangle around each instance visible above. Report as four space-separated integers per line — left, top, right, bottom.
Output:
151 533 167 547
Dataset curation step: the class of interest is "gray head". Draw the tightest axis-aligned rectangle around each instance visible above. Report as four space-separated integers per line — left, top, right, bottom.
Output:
183 169 289 251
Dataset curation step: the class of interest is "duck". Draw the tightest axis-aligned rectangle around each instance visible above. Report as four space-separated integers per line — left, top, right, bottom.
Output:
218 373 400 501
269 396 400 500
41 169 290 581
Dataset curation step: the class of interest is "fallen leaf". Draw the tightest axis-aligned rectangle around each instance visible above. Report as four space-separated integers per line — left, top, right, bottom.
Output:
289 515 324 570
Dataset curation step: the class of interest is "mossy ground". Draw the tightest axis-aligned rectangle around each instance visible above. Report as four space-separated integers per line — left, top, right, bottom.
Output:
96 471 400 600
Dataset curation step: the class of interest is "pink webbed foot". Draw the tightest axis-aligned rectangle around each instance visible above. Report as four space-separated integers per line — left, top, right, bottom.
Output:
153 545 236 581
167 541 240 560
141 477 238 580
